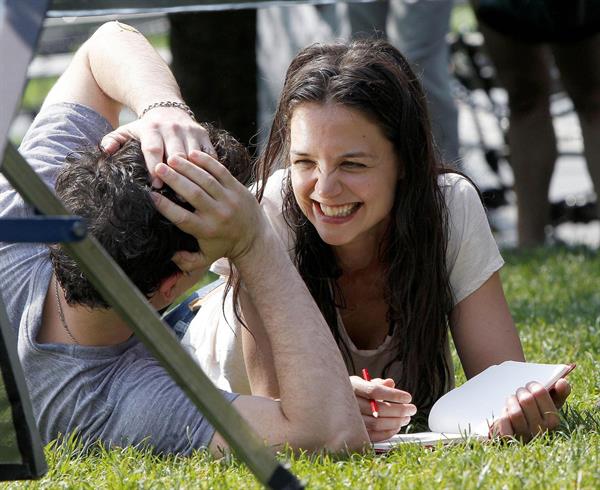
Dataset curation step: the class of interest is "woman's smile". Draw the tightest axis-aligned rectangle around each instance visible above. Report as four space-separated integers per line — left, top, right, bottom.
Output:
314 201 362 220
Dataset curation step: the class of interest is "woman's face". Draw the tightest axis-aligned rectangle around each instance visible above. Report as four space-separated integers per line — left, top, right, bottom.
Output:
289 102 399 250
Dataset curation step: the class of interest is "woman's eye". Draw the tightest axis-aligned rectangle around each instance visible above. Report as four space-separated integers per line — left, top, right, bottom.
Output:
292 159 315 167
341 161 366 169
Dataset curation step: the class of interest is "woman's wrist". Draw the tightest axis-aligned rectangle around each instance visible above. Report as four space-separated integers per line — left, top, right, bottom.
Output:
232 220 284 276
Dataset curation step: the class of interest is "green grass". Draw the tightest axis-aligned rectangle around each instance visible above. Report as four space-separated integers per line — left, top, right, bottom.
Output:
20 77 58 113
1 246 598 489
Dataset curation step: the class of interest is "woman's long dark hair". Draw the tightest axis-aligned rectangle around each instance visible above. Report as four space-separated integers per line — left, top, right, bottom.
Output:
237 39 455 414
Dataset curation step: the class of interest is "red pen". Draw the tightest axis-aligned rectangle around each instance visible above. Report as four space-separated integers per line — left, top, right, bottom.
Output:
361 368 379 418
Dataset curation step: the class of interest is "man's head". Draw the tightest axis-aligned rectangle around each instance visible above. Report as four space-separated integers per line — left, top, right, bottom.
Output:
50 124 251 309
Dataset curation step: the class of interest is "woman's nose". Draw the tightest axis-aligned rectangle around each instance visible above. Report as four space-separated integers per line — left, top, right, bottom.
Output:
315 169 342 198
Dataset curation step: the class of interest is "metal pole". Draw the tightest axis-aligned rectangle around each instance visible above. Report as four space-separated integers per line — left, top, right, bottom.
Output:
0 0 49 161
0 293 47 480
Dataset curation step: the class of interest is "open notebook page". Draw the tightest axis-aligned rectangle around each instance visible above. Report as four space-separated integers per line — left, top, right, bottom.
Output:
373 361 573 452
428 361 572 435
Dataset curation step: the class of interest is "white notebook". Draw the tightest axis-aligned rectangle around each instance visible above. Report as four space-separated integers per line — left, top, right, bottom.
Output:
374 361 575 452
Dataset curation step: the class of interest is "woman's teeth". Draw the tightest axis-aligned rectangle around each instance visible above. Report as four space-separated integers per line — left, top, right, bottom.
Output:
319 202 359 217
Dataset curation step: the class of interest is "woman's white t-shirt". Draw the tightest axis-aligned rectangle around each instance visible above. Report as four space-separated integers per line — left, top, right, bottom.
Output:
181 169 504 394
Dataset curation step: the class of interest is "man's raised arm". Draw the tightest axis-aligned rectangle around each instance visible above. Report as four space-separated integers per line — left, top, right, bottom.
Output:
43 21 213 186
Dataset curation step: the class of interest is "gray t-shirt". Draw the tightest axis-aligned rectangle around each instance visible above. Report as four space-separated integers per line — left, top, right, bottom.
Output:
0 102 236 454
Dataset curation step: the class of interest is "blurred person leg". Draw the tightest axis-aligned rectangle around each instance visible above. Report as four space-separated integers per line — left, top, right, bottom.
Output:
347 0 459 166
256 4 348 147
551 34 600 219
386 0 459 166
258 1 458 166
479 23 557 247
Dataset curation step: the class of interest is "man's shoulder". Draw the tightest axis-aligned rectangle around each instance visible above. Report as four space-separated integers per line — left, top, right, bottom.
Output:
19 102 113 164
0 103 112 336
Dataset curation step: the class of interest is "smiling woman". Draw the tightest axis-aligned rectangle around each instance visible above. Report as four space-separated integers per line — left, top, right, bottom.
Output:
289 102 398 251
182 38 571 445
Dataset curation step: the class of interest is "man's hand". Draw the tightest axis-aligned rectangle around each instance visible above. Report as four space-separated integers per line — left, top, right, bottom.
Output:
100 107 216 188
349 375 417 442
151 150 264 268
492 378 571 442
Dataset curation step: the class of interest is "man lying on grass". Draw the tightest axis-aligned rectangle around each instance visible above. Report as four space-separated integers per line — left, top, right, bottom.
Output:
0 21 369 454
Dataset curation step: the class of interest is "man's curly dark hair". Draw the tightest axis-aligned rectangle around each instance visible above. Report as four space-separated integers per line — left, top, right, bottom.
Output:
50 123 251 308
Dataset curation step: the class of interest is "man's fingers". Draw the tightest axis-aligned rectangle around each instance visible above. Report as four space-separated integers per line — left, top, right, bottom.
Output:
101 126 164 188
185 135 204 160
141 131 167 186
193 123 217 159
162 123 189 163
100 134 123 154
100 130 131 154
185 129 216 160
201 143 218 160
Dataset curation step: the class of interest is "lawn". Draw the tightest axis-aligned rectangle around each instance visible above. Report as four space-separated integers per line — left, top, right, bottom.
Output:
2 246 599 489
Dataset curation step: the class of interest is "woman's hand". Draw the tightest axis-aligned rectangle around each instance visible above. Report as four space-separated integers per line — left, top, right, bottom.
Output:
349 375 417 442
151 150 264 269
493 378 571 441
100 107 216 188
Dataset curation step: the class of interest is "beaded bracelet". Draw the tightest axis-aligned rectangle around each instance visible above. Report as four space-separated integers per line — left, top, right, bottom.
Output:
140 101 196 121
